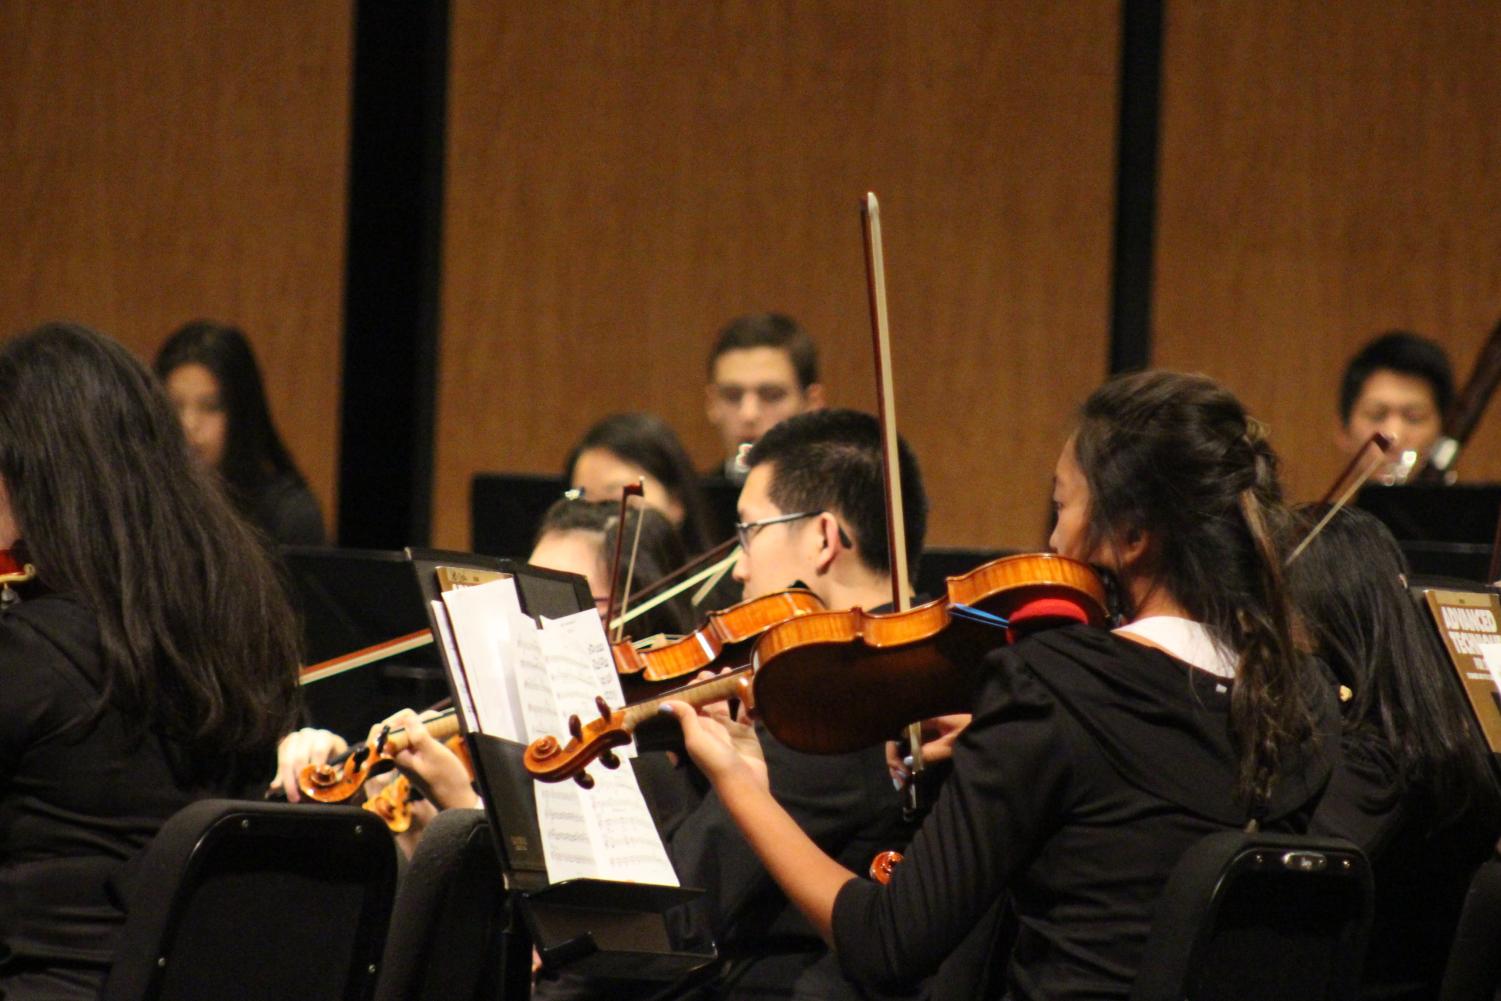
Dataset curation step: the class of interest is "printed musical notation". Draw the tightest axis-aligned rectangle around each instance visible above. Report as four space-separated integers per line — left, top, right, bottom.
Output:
437 575 677 887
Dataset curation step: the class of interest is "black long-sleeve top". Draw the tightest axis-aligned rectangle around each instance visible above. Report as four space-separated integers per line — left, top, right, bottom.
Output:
1310 730 1501 1001
0 593 269 999
832 626 1339 1001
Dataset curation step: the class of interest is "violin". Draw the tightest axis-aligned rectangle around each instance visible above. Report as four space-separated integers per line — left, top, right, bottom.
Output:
524 553 1108 785
359 734 475 833
609 588 826 683
296 709 463 803
750 552 1107 754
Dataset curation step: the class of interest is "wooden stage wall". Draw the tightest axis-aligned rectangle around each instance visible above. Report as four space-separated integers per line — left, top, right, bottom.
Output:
1153 1 1501 502
5 2 1498 553
0 2 351 527
432 0 1123 552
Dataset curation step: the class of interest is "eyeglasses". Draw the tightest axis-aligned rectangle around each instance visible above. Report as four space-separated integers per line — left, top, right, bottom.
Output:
735 511 823 550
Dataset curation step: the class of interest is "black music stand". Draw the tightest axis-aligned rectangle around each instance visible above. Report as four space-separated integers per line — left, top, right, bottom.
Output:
282 545 448 739
1358 484 1501 582
405 548 713 993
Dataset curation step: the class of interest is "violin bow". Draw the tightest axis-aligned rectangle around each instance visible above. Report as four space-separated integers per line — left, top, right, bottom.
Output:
608 543 742 633
298 629 435 686
604 481 645 644
861 193 924 811
1287 431 1394 564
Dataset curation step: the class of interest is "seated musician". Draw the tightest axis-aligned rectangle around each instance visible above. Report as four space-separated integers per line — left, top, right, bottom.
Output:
531 496 694 639
565 412 721 556
155 320 326 545
0 324 301 1000
649 407 924 999
704 313 826 485
354 499 703 855
665 371 1341 1001
1289 504 1501 1001
1336 330 1455 481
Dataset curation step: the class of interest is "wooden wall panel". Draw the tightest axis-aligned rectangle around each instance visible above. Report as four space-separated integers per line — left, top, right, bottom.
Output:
1154 1 1501 502
0 2 352 524
435 0 1121 552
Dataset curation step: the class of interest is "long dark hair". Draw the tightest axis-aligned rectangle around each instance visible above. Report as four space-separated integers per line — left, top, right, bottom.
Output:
1287 504 1499 828
1073 370 1315 809
0 323 301 756
534 498 693 638
563 413 716 554
155 320 307 503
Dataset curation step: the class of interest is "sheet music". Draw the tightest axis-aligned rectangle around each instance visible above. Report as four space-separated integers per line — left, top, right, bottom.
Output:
538 609 635 757
440 579 526 741
429 600 481 733
434 569 677 887
1478 642 1501 696
534 762 678 886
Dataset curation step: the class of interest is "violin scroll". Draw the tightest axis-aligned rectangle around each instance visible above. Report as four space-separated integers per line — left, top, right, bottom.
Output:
524 696 632 788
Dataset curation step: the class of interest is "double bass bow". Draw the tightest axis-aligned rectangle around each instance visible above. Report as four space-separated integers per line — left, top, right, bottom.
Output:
1415 308 1501 483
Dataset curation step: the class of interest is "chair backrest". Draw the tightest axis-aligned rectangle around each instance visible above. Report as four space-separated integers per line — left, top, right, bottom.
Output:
101 799 399 1001
1131 831 1373 1001
1439 853 1501 1001
373 808 517 1001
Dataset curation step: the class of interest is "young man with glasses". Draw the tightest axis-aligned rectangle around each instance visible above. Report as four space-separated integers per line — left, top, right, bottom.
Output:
661 408 928 999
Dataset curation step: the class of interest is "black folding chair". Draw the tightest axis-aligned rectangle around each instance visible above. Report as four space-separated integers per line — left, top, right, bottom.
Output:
1439 853 1501 1001
1131 831 1373 1001
101 799 399 1001
374 808 522 1001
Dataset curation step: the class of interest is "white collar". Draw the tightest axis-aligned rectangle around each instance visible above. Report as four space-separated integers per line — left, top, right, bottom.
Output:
1114 616 1237 679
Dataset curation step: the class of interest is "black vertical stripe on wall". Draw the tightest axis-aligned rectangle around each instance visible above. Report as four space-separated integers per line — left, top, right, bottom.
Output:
337 0 449 548
1109 0 1164 375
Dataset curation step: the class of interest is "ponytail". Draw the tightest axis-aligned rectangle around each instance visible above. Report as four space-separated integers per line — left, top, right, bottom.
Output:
1075 372 1317 809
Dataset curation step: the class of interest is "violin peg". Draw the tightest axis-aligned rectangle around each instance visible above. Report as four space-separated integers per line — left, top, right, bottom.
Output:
595 695 612 719
599 749 620 769
568 714 583 740
574 770 595 790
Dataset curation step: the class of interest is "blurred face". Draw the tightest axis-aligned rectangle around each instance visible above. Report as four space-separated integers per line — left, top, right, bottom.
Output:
731 463 818 600
1338 369 1443 471
165 363 228 470
529 529 611 619
705 348 822 458
0 476 18 550
1048 438 1094 563
570 447 684 526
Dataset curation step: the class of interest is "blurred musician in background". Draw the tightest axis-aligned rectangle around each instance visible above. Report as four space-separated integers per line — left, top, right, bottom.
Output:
704 314 825 485
530 496 695 641
1336 331 1455 484
155 320 325 545
565 413 720 555
1290 504 1501 1001
0 323 301 1000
